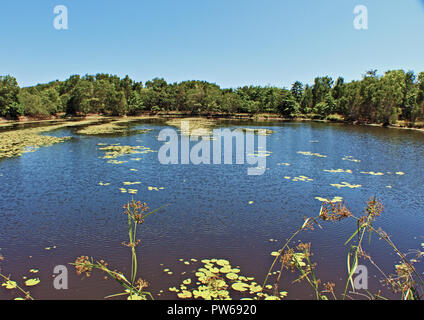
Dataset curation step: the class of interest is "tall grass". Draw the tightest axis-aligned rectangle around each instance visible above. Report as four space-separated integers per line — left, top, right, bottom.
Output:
263 197 424 300
73 199 166 300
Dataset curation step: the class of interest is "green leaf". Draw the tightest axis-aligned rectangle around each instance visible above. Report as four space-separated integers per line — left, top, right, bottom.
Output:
24 278 40 287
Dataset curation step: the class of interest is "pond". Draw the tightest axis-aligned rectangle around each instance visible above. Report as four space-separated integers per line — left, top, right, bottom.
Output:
0 119 423 300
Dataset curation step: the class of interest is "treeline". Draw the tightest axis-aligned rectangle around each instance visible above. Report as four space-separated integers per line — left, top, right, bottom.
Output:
1 69 424 125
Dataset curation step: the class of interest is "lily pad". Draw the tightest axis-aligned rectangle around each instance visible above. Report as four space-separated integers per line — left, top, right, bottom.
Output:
231 282 249 292
216 259 230 267
2 280 17 290
25 278 40 287
177 290 193 299
226 273 239 280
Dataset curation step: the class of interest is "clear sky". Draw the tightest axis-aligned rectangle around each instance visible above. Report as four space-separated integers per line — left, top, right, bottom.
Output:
0 0 423 88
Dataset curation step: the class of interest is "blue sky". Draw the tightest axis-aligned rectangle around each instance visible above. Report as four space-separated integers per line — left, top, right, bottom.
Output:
0 0 423 88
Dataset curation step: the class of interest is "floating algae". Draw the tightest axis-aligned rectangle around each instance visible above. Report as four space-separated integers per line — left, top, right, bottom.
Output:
297 151 327 158
342 155 361 163
123 181 141 185
237 128 274 136
315 196 343 203
248 150 272 157
330 181 362 189
0 119 106 159
361 171 384 176
0 127 70 159
285 175 313 182
324 169 352 174
24 278 40 287
166 118 217 136
77 120 151 136
100 145 156 160
148 186 165 191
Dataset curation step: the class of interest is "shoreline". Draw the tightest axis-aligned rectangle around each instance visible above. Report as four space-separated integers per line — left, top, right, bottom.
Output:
1 112 423 133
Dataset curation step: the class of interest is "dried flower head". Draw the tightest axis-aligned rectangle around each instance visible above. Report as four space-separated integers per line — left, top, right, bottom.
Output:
74 256 93 277
319 201 352 221
365 197 384 221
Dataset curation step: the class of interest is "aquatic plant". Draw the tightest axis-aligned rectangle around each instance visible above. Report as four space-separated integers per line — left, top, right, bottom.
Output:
99 144 156 161
297 151 327 158
166 258 285 300
0 119 103 159
166 118 217 136
0 257 35 300
76 120 151 135
263 197 424 300
237 128 274 136
72 199 165 300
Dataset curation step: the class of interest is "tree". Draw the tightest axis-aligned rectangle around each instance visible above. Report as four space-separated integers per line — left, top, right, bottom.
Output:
127 91 145 115
377 70 405 124
0 75 22 118
291 81 304 104
312 76 333 108
66 80 94 115
300 85 313 114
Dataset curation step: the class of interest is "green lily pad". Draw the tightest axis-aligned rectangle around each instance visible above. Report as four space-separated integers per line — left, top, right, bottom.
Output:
226 273 239 280
177 290 193 299
249 284 262 293
25 278 40 287
231 282 249 292
2 280 17 290
216 259 230 267
219 266 232 274
265 295 281 300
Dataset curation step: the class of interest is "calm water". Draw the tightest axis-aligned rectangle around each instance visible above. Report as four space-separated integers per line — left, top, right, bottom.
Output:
0 120 423 300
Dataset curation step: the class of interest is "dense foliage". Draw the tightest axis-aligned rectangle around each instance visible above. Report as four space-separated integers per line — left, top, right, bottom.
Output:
1 70 423 125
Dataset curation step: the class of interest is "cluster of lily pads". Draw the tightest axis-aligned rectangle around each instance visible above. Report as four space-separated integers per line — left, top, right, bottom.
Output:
1 267 40 300
0 127 71 159
165 259 286 300
77 120 151 136
99 144 156 161
0 119 112 159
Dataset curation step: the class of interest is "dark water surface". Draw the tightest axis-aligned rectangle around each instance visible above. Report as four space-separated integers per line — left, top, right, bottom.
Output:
0 120 423 300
